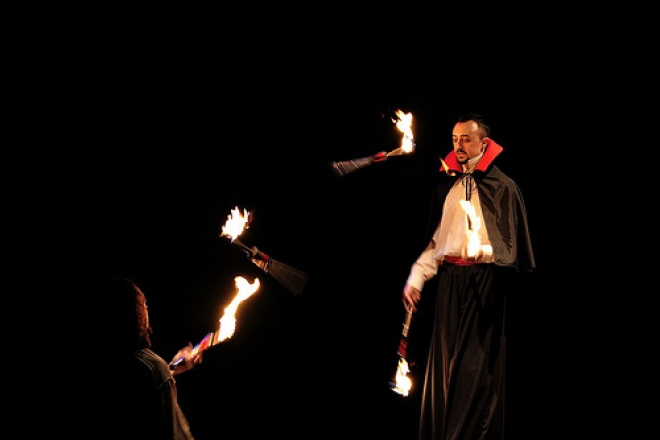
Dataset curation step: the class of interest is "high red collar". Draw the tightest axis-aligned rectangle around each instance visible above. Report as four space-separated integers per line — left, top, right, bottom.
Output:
440 138 504 174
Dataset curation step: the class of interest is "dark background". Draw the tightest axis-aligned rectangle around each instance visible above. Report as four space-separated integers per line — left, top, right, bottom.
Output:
13 4 643 439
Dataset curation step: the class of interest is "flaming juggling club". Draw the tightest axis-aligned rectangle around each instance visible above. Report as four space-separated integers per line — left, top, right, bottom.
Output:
220 206 309 295
169 276 261 369
390 305 414 396
330 109 415 177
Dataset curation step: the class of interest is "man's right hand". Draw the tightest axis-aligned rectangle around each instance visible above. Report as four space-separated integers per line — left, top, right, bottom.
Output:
403 284 421 313
169 343 204 376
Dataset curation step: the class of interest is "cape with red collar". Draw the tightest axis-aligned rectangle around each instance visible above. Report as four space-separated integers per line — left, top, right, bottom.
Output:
428 139 535 272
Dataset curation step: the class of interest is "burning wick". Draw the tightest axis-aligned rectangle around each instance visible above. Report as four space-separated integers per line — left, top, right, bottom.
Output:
393 358 412 396
387 109 415 157
391 305 414 396
215 276 260 344
219 206 258 260
221 206 251 242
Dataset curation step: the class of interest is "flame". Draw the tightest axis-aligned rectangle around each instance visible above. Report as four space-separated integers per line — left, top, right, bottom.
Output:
392 357 412 396
215 276 260 344
439 157 456 176
391 306 414 396
221 206 251 241
394 110 415 153
459 200 481 258
386 110 415 156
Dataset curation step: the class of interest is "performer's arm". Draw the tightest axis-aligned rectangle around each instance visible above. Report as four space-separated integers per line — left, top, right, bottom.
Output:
403 240 438 311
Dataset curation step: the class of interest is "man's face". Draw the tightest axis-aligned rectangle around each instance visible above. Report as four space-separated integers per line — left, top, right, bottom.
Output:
452 121 486 164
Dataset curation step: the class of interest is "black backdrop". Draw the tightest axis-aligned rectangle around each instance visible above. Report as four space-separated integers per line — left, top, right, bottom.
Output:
14 4 642 439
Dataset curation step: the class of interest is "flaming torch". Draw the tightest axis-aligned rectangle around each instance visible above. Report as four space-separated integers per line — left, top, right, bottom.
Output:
220 206 308 295
169 276 260 368
390 305 414 396
330 109 415 176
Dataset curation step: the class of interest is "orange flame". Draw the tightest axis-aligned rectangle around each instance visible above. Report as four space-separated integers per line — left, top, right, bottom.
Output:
395 110 414 152
387 110 415 156
214 276 260 344
391 306 414 396
439 157 456 176
459 200 481 258
392 358 412 396
221 206 251 241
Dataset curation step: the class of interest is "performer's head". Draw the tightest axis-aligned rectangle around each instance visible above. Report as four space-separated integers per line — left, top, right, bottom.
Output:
96 276 153 352
453 113 491 164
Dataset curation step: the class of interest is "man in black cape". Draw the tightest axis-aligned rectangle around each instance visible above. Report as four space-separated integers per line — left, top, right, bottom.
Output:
402 113 536 440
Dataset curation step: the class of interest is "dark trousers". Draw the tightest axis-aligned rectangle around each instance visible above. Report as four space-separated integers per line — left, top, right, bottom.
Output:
419 263 506 440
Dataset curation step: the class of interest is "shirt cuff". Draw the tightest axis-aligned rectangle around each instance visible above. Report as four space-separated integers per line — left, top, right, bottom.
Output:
406 272 426 292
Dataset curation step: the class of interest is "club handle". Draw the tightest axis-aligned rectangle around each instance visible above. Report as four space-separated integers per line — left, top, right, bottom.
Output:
402 306 413 338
